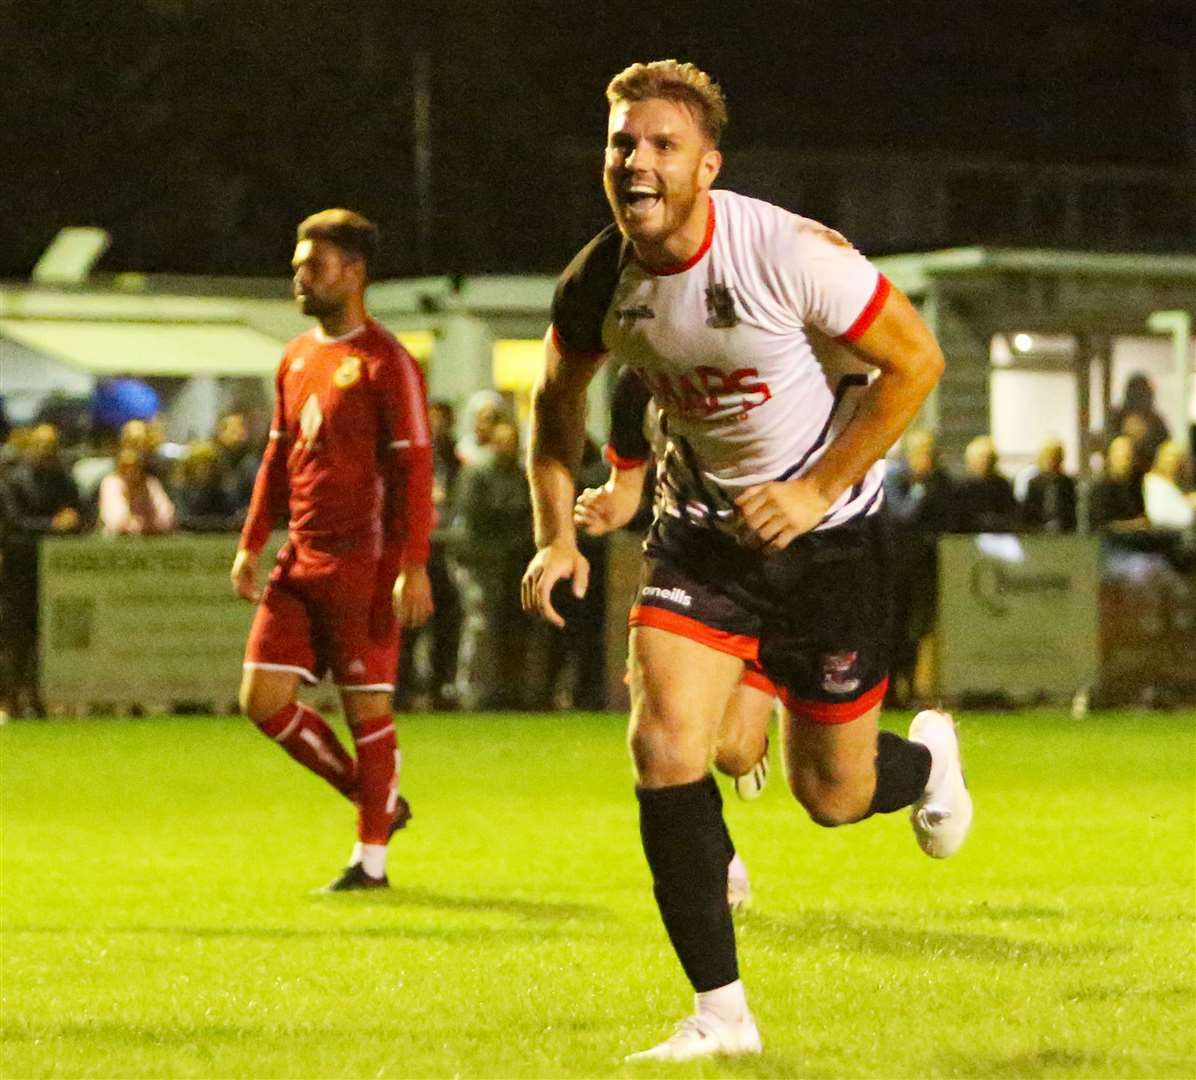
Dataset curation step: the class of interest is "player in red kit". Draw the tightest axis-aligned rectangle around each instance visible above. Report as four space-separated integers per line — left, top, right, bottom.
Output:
231 209 435 892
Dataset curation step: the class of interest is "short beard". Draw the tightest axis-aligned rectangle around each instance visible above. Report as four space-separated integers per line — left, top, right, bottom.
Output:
299 293 343 320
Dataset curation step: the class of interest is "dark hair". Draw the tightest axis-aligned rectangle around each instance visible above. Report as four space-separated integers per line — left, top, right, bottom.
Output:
606 60 728 146
296 208 379 270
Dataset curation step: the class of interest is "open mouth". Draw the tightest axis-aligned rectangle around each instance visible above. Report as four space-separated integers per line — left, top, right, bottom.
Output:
620 184 662 214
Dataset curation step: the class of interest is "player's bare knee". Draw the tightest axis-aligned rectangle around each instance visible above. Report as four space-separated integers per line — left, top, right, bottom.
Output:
629 709 708 787
240 675 294 726
787 766 871 827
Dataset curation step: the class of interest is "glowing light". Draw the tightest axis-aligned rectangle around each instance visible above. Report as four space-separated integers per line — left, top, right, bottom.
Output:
1013 333 1033 353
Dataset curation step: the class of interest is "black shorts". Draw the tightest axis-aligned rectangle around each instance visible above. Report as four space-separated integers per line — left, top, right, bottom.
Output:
630 513 891 723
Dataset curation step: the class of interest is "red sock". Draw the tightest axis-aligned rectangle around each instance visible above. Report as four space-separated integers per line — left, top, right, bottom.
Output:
257 703 357 800
351 714 397 845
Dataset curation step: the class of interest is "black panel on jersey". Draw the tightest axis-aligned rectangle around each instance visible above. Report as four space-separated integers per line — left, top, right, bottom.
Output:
609 366 653 462
551 225 629 356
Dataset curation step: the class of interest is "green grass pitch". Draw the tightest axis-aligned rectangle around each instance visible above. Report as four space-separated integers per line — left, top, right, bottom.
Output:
2 709 1193 1079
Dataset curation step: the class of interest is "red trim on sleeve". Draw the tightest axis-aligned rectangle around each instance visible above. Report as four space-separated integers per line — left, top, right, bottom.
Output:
637 198 716 277
838 274 891 343
551 324 607 360
604 444 649 471
240 363 290 553
629 604 758 662
778 677 888 725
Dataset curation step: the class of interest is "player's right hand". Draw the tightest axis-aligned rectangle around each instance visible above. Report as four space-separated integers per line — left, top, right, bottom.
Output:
230 548 260 603
521 541 589 628
574 482 634 537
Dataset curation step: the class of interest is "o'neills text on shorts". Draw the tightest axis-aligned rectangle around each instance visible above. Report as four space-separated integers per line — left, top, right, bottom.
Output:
641 585 693 608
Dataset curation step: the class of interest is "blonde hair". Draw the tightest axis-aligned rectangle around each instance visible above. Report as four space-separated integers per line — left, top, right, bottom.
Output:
606 60 728 145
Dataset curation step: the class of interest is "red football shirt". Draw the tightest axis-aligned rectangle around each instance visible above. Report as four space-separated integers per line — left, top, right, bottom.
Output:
241 318 433 568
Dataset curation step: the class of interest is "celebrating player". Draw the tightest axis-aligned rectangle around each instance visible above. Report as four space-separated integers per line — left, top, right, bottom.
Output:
522 61 971 1061
231 209 434 892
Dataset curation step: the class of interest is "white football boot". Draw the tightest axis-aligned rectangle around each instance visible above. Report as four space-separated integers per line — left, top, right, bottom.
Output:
727 852 752 913
734 738 770 800
908 709 973 858
625 1011 762 1062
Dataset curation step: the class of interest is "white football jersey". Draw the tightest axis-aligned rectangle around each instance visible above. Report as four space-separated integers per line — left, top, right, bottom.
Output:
552 188 891 536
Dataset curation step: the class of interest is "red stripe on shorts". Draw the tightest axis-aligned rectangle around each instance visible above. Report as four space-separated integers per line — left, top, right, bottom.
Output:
629 604 758 662
779 677 889 725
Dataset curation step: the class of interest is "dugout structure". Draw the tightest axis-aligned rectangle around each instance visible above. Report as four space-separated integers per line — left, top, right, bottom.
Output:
878 248 1195 471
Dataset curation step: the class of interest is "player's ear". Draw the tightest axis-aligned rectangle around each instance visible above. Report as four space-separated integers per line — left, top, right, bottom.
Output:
698 148 722 191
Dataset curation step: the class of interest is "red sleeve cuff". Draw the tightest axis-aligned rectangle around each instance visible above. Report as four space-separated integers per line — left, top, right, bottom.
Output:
838 274 891 343
604 444 649 471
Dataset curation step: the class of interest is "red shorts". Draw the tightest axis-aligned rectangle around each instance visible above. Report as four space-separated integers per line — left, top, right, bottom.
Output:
244 542 399 690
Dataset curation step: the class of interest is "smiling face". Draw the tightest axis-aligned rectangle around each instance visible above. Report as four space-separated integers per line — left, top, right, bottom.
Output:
603 97 721 266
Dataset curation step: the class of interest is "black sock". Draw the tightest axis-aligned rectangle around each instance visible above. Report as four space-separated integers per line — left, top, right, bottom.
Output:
637 775 738 992
868 730 932 815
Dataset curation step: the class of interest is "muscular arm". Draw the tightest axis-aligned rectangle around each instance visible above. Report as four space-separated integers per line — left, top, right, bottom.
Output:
528 329 604 548
575 366 652 537
807 287 944 505
737 285 944 548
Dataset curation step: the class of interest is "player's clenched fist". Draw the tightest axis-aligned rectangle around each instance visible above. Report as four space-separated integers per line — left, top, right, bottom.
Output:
521 541 590 628
230 548 261 602
574 477 640 537
394 564 434 629
735 477 831 552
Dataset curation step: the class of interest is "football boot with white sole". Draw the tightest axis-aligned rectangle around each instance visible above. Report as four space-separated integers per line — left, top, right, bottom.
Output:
625 1012 762 1063
908 709 973 858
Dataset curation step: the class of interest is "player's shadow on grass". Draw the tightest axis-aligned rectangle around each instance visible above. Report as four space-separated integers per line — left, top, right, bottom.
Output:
741 911 1112 964
323 884 609 921
939 1047 1170 1078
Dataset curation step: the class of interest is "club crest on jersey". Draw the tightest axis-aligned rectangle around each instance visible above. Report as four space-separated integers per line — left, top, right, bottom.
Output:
705 283 740 328
617 304 655 328
333 356 363 389
820 651 861 694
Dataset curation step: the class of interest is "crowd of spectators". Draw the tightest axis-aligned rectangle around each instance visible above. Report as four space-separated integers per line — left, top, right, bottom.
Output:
3 371 1193 718
881 373 1195 704
0 394 610 718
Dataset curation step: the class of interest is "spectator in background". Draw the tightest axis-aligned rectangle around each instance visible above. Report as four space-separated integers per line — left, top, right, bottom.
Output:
120 418 173 491
1109 372 1170 475
3 424 82 536
953 435 1019 533
213 411 260 517
452 420 535 709
396 400 463 710
1089 435 1148 531
1020 437 1077 533
1143 440 1196 531
0 423 84 717
173 440 241 532
883 430 955 706
456 389 506 468
98 449 176 536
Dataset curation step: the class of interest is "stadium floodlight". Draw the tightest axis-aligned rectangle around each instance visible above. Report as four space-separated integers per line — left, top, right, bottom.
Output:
31 227 111 285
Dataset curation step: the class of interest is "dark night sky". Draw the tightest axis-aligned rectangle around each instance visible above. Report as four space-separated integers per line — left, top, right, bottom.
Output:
2 0 1193 281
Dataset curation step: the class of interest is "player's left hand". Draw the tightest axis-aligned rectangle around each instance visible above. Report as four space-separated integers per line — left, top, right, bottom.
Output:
735 477 831 551
393 565 434 629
